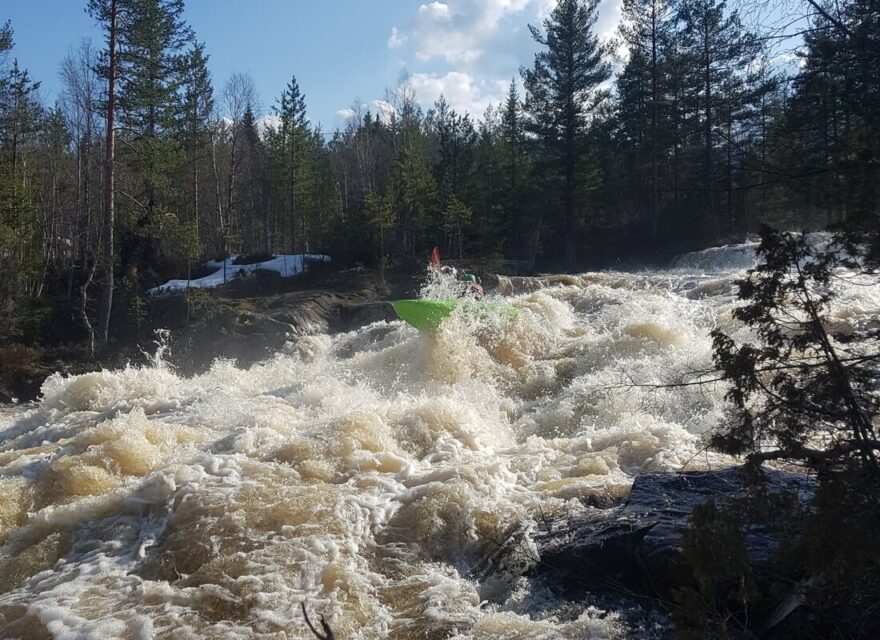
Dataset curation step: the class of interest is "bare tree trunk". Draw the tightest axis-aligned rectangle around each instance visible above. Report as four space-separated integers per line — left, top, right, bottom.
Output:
226 128 238 252
82 251 97 357
211 132 225 252
726 104 733 231
98 0 117 351
192 139 200 240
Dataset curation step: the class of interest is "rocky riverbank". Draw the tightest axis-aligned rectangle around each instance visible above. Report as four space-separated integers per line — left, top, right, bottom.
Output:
0 266 415 404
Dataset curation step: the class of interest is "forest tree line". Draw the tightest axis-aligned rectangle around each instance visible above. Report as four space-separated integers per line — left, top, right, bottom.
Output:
0 0 878 350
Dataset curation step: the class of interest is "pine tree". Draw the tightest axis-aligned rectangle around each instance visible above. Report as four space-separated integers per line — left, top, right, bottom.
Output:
0 55 43 320
271 76 314 252
499 81 533 263
523 0 610 270
783 0 880 232
0 21 11 58
673 0 762 237
179 40 213 247
87 0 120 349
390 129 435 258
115 0 192 226
86 0 120 348
618 0 673 239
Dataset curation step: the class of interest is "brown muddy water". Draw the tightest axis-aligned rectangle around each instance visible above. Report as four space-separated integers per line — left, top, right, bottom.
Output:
2 243 877 639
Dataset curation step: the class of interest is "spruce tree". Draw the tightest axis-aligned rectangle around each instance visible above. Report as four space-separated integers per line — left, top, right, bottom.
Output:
499 81 532 263
239 104 269 253
429 96 477 255
179 40 213 244
115 0 192 226
523 0 610 270
673 0 762 237
618 0 673 239
390 129 435 258
0 55 43 325
274 76 312 252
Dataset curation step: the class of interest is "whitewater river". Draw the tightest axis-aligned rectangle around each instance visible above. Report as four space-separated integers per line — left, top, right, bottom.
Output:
1 243 877 639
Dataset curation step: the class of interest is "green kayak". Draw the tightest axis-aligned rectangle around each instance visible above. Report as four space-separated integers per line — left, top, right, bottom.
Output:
392 299 518 332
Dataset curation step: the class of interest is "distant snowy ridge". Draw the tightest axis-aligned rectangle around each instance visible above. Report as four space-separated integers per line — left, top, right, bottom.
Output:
148 254 330 295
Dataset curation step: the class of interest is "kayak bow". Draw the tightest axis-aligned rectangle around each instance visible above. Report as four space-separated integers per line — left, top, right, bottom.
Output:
392 299 518 332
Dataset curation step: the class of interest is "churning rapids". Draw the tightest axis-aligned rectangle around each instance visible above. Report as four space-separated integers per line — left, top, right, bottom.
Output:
1 242 878 639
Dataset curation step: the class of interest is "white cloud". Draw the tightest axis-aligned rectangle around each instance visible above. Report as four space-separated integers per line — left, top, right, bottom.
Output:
393 1 623 70
372 99 396 123
388 26 407 49
386 0 624 117
403 0 537 66
258 114 281 134
337 107 358 120
419 1 452 21
772 51 806 68
410 71 506 116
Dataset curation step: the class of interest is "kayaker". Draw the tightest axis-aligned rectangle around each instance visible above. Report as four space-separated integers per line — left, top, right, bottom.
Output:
457 272 484 297
429 246 483 297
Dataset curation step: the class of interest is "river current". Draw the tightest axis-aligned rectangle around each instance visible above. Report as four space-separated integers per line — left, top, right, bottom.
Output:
1 242 877 639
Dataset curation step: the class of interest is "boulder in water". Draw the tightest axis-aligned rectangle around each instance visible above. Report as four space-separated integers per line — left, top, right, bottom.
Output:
487 467 815 599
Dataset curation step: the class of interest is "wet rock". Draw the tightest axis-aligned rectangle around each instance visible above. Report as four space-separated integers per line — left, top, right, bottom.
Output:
335 301 396 332
1 270 406 403
0 344 95 404
161 293 391 373
526 467 815 597
149 271 400 375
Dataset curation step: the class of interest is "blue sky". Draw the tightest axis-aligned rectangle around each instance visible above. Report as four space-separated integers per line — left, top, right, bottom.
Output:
5 0 625 131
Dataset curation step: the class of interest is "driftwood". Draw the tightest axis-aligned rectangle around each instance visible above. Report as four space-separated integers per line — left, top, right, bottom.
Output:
301 602 335 640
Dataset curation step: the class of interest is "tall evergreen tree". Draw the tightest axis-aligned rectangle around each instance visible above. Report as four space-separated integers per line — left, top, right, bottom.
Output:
523 0 610 269
238 104 269 252
0 54 43 325
499 81 533 263
429 95 477 255
674 0 762 236
390 126 435 258
273 75 312 252
618 0 674 239
179 40 213 244
783 0 880 232
116 0 192 225
87 0 119 349
473 105 503 256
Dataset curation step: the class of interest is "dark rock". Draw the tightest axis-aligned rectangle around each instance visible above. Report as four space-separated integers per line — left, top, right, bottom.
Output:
150 271 402 376
0 344 96 403
522 467 815 598
2 268 413 403
334 301 396 332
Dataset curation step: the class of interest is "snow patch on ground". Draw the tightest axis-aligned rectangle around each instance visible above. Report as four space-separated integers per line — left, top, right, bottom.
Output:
148 254 330 295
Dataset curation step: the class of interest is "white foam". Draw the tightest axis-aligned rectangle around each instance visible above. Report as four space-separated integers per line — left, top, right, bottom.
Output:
2 253 834 637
